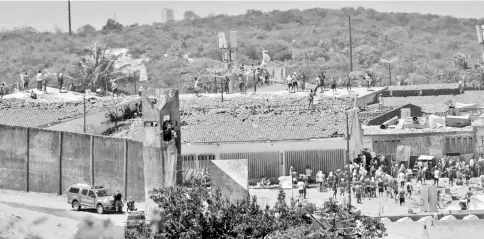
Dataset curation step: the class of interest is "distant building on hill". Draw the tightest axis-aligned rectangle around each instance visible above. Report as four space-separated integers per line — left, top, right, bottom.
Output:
161 8 174 23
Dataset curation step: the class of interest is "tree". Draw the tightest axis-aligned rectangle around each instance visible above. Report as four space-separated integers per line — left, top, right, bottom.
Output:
73 43 121 88
266 198 387 239
102 19 123 34
126 184 386 239
76 24 96 36
183 11 200 21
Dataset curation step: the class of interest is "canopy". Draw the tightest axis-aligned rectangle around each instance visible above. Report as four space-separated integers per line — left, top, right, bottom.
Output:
418 155 435 161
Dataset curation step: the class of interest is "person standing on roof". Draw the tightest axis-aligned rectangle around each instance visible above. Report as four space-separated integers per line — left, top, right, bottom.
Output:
194 77 200 97
57 72 64 92
112 80 118 97
366 73 372 91
20 72 28 91
43 72 49 93
346 75 351 92
300 72 306 92
36 70 43 91
0 83 4 101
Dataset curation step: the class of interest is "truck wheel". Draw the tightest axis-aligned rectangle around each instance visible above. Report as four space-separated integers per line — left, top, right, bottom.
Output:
97 204 104 214
72 201 81 211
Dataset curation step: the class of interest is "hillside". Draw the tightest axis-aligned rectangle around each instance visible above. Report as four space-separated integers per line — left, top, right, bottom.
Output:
1 7 484 93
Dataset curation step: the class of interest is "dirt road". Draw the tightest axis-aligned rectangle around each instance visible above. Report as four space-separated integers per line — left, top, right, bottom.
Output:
0 189 128 239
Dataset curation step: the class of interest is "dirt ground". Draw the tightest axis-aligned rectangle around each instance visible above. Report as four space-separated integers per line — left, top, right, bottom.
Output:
0 189 127 239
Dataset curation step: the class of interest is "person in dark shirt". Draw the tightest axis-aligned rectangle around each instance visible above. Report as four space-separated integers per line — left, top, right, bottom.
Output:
57 72 64 92
30 90 37 99
332 180 338 199
0 83 4 101
354 182 362 203
377 179 384 198
339 179 347 199
308 90 314 108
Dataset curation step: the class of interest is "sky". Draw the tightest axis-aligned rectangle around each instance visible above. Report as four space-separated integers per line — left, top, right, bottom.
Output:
0 1 483 32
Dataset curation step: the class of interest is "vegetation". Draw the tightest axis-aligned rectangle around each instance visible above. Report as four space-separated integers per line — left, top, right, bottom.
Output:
125 183 386 239
1 7 484 92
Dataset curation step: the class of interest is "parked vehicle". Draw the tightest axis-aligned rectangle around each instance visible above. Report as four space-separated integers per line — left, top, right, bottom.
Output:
124 211 146 238
66 183 123 214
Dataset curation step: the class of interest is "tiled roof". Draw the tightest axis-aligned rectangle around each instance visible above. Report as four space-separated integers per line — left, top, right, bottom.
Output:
0 95 140 128
115 93 351 143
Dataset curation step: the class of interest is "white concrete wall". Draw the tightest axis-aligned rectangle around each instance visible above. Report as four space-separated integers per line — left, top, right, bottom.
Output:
181 138 347 158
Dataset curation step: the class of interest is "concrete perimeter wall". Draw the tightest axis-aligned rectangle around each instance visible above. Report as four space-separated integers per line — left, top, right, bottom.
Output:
1 124 348 200
0 124 145 202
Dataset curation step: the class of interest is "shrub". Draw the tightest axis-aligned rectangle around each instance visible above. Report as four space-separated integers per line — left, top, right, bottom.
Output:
126 182 386 239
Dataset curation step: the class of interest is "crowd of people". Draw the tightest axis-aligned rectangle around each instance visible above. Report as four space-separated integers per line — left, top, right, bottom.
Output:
280 153 484 207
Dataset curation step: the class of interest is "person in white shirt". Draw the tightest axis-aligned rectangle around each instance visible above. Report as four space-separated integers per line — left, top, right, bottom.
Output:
434 168 440 187
36 70 43 91
398 171 406 187
297 179 305 198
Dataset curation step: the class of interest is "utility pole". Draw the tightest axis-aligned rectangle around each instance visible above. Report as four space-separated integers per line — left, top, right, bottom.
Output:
381 58 398 86
348 15 353 72
388 63 392 86
346 110 351 207
221 76 224 102
133 71 137 95
253 69 256 93
83 94 86 133
68 0 72 35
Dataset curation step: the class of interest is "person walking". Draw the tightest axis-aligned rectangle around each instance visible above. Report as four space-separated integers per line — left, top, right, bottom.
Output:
398 187 406 206
36 70 43 91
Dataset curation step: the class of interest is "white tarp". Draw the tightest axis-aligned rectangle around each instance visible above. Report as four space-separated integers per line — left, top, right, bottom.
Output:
418 155 435 161
455 102 484 109
278 176 293 189
139 64 148 81
470 195 484 209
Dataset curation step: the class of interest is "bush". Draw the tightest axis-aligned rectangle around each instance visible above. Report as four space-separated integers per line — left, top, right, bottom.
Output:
126 182 386 239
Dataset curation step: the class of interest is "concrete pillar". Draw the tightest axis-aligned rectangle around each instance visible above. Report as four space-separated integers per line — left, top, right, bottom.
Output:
26 128 30 192
142 88 182 220
90 135 94 186
124 139 128 200
59 131 63 195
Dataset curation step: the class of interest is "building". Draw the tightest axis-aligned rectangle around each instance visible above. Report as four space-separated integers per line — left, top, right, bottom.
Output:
161 8 174 23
